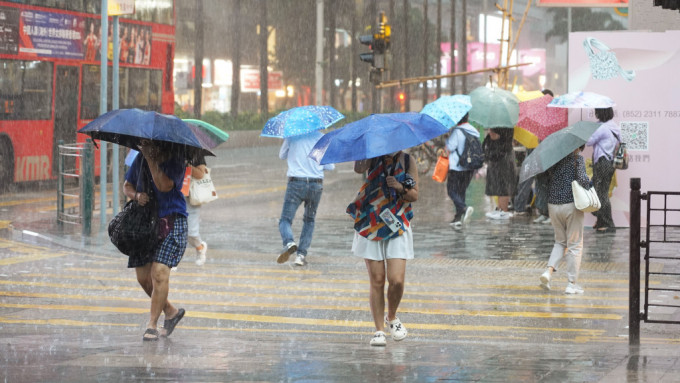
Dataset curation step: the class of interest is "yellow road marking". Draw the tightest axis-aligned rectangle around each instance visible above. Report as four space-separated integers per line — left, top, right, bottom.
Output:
0 252 68 266
0 220 10 229
0 197 54 207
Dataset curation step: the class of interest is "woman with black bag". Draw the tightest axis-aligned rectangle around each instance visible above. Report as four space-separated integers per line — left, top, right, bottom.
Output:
123 139 188 341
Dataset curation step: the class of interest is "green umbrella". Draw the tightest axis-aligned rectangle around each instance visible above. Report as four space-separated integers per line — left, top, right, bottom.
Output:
518 121 601 183
469 86 519 129
182 119 230 149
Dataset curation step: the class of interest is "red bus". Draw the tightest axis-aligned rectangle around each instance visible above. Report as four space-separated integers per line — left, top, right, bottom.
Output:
0 0 175 187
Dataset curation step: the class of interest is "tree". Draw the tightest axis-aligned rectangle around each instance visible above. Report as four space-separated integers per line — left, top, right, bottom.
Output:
545 8 626 44
231 0 242 117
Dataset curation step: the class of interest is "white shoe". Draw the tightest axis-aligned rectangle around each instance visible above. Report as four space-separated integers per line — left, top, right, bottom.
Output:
539 270 551 290
452 221 463 230
488 211 511 220
277 242 297 264
370 331 387 346
533 215 547 223
564 282 584 294
463 206 474 224
485 210 498 218
171 266 178 271
294 254 307 266
385 316 407 341
542 217 552 225
195 241 207 266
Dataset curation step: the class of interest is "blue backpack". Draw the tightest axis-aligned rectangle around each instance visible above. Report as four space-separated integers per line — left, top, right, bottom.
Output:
455 129 484 170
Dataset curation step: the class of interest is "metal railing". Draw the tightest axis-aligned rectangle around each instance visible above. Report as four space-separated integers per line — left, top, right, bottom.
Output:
629 177 680 345
57 139 95 235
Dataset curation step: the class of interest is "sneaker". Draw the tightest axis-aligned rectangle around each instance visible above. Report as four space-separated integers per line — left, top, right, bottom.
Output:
294 254 307 266
539 269 551 291
277 242 297 264
514 211 528 216
542 217 552 225
385 315 407 341
463 206 474 224
488 211 512 220
452 221 463 230
449 214 462 227
485 209 499 218
171 266 178 271
195 241 207 266
370 331 387 347
564 282 584 294
533 215 547 223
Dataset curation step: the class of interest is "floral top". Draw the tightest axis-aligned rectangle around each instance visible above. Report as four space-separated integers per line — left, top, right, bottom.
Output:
548 153 591 205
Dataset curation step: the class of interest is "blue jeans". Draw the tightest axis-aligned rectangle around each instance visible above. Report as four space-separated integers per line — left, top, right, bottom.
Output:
279 179 323 256
446 169 474 217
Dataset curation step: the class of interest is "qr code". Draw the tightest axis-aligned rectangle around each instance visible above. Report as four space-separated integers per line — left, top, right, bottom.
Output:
620 121 648 151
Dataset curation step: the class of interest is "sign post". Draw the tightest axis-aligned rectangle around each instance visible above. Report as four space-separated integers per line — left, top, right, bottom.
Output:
99 0 108 229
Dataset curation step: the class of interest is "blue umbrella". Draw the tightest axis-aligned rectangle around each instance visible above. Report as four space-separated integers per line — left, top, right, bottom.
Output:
420 94 472 128
309 112 448 165
261 105 344 138
78 109 214 158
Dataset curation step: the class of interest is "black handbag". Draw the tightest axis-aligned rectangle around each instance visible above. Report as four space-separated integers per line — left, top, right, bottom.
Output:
108 159 159 257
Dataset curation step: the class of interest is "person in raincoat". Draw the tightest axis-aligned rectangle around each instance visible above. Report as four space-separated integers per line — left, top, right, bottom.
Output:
443 113 478 229
586 107 620 233
349 151 418 346
539 145 591 294
123 139 187 341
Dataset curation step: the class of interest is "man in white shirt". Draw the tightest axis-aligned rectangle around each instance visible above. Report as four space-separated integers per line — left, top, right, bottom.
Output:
276 131 334 266
444 114 479 229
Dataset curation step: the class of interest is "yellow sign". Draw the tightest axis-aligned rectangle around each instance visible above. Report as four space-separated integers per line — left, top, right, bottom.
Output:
109 0 135 16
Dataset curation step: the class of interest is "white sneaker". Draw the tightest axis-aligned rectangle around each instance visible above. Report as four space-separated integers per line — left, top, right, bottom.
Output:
277 242 297 264
539 269 551 290
171 266 178 271
485 210 498 218
533 215 547 223
370 331 387 346
542 217 552 225
195 241 207 266
488 211 511 220
385 316 407 341
463 206 474 224
294 254 307 266
452 221 463 230
564 282 584 294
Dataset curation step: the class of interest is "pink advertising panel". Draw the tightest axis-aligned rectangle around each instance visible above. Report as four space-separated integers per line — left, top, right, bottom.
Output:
568 31 680 227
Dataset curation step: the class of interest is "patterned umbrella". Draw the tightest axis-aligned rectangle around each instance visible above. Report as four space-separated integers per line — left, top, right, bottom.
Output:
420 94 472 128
517 95 569 141
547 91 616 109
469 86 519 129
261 106 344 138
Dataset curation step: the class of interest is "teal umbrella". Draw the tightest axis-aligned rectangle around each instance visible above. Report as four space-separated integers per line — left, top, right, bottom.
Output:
182 119 229 149
518 121 601 183
469 86 519 129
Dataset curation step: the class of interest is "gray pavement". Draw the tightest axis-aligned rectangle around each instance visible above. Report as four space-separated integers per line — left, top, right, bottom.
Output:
1 132 679 382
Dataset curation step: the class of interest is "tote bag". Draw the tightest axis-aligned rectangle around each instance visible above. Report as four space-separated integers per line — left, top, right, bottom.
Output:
572 181 601 212
432 156 449 183
189 170 218 206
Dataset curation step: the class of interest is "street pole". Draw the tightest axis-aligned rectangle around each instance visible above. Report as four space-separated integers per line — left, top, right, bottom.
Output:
315 0 324 106
99 0 109 229
111 16 120 216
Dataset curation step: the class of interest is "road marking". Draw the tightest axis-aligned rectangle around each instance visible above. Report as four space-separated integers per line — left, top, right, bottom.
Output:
0 239 69 265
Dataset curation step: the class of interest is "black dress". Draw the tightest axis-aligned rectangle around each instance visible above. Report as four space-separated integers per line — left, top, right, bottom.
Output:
483 130 516 196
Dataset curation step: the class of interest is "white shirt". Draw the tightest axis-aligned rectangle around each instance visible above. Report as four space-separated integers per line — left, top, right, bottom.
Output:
279 131 335 179
445 122 480 171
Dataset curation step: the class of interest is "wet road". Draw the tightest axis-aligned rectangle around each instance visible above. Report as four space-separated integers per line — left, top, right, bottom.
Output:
1 142 679 382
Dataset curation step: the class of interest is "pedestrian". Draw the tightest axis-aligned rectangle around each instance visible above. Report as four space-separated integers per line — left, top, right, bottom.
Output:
444 113 478 229
186 155 209 266
276 131 334 266
587 107 619 233
482 128 516 219
123 139 187 341
539 145 591 294
532 172 551 225
348 151 418 347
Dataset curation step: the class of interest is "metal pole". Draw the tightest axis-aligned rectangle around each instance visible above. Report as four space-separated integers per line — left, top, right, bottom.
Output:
57 140 64 226
629 177 641 346
99 0 109 229
315 0 324 105
112 16 120 216
82 139 95 236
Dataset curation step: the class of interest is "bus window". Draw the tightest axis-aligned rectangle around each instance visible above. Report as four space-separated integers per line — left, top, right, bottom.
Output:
129 68 150 108
81 65 101 120
149 70 162 109
0 60 52 120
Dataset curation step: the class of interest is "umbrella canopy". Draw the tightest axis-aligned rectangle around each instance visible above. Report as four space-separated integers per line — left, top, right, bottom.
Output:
261 105 344 138
420 94 472 128
547 91 616 109
309 112 448 165
78 109 214 158
183 119 229 149
469 86 519 129
518 121 601 183
517 95 569 141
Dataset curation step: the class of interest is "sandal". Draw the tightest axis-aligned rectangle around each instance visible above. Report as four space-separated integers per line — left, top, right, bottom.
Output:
162 308 185 337
143 328 159 341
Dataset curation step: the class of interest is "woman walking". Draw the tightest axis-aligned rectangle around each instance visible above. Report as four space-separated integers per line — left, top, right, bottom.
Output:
539 146 591 294
586 107 620 232
348 151 418 346
482 128 516 219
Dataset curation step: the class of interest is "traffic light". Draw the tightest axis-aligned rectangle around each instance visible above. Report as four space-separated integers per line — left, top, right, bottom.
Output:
358 11 390 72
397 90 406 112
358 34 375 66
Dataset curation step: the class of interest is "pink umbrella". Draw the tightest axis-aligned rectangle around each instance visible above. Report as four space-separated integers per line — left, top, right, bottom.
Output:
517 95 568 141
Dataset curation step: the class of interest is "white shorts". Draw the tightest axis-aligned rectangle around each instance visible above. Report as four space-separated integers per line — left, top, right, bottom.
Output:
352 224 414 261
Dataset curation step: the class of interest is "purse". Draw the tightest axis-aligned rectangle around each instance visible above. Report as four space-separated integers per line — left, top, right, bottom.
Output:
189 169 218 206
432 155 449 183
571 156 601 212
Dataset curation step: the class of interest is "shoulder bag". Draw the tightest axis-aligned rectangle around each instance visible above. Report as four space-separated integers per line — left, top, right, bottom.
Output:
571 156 601 212
189 168 218 206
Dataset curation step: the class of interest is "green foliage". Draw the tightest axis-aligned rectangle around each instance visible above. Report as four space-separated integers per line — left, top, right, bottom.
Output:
545 8 626 44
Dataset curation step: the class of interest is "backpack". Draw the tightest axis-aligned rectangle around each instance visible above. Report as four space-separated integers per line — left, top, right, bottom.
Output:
612 132 628 170
455 129 484 170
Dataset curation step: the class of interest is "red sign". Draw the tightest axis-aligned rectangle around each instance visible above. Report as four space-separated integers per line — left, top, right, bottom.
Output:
537 0 628 6
240 69 284 93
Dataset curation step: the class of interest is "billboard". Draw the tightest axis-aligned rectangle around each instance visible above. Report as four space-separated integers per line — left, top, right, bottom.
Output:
537 0 628 6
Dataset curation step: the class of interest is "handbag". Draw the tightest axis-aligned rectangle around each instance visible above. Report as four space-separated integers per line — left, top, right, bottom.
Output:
189 169 218 206
108 160 160 257
432 155 449 183
571 156 601 212
613 135 629 170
